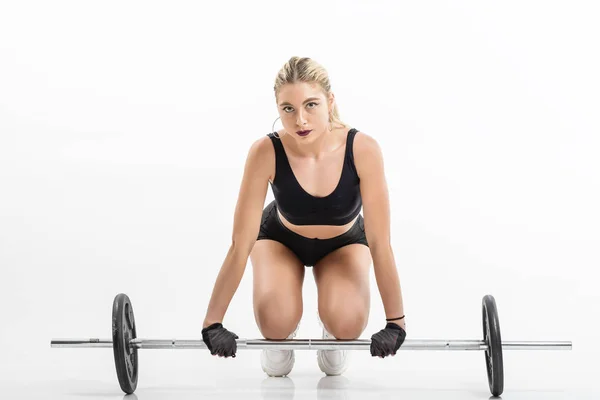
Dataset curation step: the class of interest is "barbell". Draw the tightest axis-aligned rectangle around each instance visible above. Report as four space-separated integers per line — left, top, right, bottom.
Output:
50 293 571 396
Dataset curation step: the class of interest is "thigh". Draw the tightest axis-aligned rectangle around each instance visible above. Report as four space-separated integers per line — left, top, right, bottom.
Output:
250 239 305 314
312 244 372 309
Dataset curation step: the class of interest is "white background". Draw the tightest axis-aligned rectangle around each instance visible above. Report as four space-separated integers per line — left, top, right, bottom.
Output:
1 1 598 399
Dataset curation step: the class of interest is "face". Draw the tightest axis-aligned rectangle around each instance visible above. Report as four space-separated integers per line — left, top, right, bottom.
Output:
276 82 334 141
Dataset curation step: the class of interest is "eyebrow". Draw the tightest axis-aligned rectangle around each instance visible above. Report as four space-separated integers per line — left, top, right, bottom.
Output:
279 97 321 107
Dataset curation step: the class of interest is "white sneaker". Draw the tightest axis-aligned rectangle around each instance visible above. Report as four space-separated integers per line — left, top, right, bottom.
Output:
316 310 350 376
260 321 300 377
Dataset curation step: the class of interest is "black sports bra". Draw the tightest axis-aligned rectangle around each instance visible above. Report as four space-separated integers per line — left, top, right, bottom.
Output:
267 128 362 226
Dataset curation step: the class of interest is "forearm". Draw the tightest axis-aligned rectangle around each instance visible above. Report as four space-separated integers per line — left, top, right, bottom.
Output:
202 243 249 328
371 244 405 328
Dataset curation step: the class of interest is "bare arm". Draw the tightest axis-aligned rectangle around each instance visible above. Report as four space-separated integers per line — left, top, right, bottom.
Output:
202 137 271 328
355 132 405 330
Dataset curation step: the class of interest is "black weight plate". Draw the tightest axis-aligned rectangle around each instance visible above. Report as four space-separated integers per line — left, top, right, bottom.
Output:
482 294 504 397
112 293 138 394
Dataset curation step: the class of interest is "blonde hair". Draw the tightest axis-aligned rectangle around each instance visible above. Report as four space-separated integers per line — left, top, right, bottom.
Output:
273 57 349 137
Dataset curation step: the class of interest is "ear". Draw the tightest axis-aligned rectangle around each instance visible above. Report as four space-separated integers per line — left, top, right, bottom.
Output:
328 92 336 110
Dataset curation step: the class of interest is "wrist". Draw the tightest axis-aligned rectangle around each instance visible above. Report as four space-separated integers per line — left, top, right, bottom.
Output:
203 319 222 329
389 320 405 329
385 315 405 323
386 315 406 330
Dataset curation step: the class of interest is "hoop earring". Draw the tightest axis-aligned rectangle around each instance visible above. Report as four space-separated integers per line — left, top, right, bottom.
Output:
272 116 285 138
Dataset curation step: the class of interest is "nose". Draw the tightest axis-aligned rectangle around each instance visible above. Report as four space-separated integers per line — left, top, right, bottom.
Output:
296 110 308 126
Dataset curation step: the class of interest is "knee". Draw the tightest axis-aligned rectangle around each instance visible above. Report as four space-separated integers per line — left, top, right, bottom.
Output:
319 304 369 340
255 300 302 340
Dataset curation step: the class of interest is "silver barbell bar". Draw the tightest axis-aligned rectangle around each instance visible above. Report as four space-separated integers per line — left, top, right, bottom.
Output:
51 338 572 351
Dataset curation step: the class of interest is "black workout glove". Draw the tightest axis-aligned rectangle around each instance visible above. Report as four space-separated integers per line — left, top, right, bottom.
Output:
201 322 239 358
370 322 406 358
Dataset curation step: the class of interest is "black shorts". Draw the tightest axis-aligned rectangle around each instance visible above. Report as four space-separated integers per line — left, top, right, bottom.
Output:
256 200 369 267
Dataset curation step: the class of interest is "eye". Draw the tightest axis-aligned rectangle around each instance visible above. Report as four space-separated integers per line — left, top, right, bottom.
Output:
283 102 319 113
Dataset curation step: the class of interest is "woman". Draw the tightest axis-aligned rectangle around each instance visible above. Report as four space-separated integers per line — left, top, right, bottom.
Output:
201 57 406 377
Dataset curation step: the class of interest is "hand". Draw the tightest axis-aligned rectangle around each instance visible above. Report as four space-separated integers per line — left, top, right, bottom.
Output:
201 322 239 358
370 322 406 358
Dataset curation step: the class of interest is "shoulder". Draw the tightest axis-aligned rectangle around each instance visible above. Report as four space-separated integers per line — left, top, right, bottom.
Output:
246 134 276 181
250 134 275 154
353 130 380 153
353 130 384 179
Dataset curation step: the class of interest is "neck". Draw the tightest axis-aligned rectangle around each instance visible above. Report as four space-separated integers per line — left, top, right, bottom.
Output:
286 128 336 160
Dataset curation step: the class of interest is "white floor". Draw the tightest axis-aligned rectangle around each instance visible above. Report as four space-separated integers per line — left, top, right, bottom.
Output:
0 376 591 400
1 348 595 400
0 378 585 400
